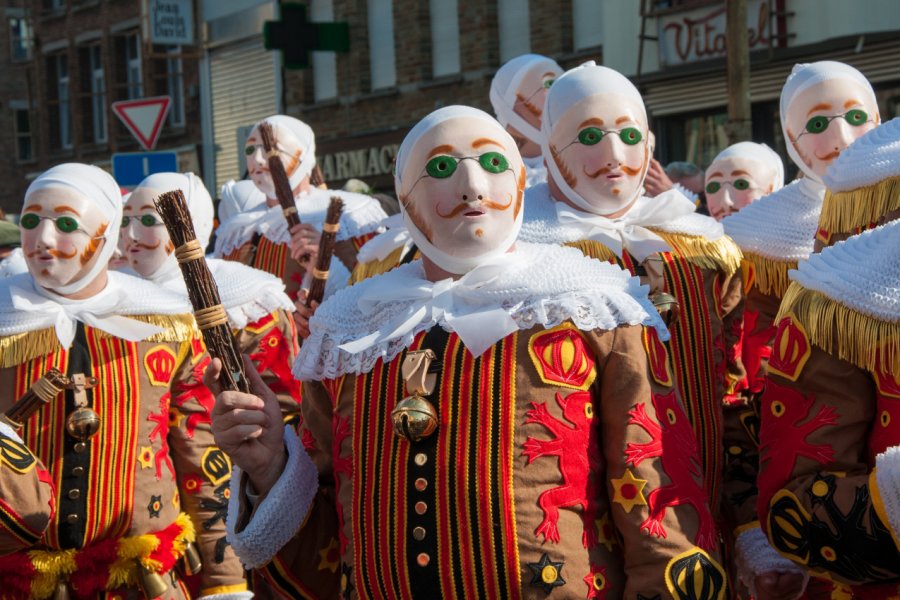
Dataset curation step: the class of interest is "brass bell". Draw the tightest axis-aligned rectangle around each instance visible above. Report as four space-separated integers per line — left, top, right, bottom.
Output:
391 395 438 442
65 407 101 441
135 560 169 599
650 292 680 327
183 541 203 576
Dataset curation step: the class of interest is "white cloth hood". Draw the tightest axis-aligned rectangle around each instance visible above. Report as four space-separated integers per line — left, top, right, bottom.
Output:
489 53 562 145
710 142 785 194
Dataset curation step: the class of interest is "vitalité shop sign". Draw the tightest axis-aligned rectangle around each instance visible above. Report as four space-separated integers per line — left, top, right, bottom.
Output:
657 0 786 67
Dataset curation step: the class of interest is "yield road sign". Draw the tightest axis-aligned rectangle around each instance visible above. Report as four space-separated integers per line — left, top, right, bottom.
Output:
112 151 178 188
112 96 171 150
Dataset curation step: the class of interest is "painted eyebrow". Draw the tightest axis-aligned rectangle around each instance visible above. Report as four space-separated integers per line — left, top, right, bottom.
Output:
578 117 605 129
140 204 156 211
843 99 862 109
807 103 833 117
615 116 634 126
23 204 42 213
542 71 556 78
245 136 258 143
428 144 455 158
708 172 724 179
731 170 751 177
472 138 502 149
54 205 81 216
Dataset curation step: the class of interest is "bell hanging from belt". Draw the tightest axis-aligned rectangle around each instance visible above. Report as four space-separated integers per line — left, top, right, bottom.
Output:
135 559 169 599
392 349 439 442
65 407 101 441
183 540 203 576
391 394 438 442
650 291 680 327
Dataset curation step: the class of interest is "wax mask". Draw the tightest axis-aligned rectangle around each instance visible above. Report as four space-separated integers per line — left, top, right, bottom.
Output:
245 122 305 200
547 92 650 215
705 156 772 220
512 62 562 133
21 187 109 290
401 116 525 263
121 187 172 277
785 79 879 180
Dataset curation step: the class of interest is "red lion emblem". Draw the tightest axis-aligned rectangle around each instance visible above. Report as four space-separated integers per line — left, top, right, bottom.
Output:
625 390 717 551
522 391 602 548
249 327 302 402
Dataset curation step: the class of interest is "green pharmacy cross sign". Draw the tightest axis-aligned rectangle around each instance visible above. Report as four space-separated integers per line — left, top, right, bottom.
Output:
264 3 350 69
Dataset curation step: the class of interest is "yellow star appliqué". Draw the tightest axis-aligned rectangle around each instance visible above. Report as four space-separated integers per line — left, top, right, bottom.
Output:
318 538 340 573
594 511 618 553
138 446 154 470
611 469 648 513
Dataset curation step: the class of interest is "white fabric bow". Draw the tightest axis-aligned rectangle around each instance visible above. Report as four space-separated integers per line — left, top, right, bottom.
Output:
10 279 163 348
556 188 697 261
339 256 522 358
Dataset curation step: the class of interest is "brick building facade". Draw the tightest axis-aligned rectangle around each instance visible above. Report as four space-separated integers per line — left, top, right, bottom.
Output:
0 0 203 214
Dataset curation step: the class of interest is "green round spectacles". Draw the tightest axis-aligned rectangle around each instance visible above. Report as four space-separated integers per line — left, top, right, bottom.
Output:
20 213 87 235
706 179 752 194
799 109 870 138
121 214 163 228
577 126 644 147
424 152 511 179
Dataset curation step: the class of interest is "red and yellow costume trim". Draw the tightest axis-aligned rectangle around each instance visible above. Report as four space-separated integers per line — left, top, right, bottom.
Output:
819 176 900 241
0 513 195 600
740 252 795 298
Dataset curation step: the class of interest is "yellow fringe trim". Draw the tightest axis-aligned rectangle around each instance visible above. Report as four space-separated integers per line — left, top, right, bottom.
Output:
565 239 620 263
27 513 195 599
649 229 743 276
350 245 408 284
741 252 796 298
777 282 900 376
820 176 900 236
0 314 197 369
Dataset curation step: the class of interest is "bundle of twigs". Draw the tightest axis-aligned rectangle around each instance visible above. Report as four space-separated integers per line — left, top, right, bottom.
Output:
154 190 250 393
310 164 327 189
305 196 344 307
258 121 302 230
1 368 66 429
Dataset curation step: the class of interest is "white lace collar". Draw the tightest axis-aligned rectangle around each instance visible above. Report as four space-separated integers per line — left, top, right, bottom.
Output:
294 242 667 381
213 188 388 255
722 178 825 261
790 219 900 322
0 271 191 346
519 183 723 259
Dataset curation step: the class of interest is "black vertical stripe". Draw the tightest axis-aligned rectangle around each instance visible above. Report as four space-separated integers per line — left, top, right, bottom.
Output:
489 337 509 592
467 345 488 599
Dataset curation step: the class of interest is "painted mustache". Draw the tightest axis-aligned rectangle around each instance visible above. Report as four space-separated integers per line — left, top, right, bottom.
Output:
515 93 543 118
27 248 77 259
815 149 842 161
130 240 161 251
583 164 643 179
437 197 513 219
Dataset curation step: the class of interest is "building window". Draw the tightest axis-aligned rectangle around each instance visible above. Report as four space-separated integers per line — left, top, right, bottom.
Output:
572 0 603 51
9 17 32 62
311 0 338 102
43 0 65 12
80 44 107 144
429 0 460 78
498 0 530 62
125 32 143 99
47 53 72 150
367 0 396 90
13 107 33 162
165 45 184 127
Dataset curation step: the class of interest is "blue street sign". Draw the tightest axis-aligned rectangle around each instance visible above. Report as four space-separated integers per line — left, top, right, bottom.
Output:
112 151 178 188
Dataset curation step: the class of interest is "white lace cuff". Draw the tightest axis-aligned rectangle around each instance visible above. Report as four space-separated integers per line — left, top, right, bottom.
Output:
198 593 254 600
734 526 808 595
672 182 699 204
875 446 900 543
0 420 23 443
226 426 318 569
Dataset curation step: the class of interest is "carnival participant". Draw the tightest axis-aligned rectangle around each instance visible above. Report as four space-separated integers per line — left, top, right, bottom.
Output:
490 53 563 187
218 115 385 301
210 106 725 599
704 142 784 221
720 61 879 599
519 61 745 532
124 172 302 419
755 219 900 597
212 179 266 261
817 117 900 250
0 164 249 599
